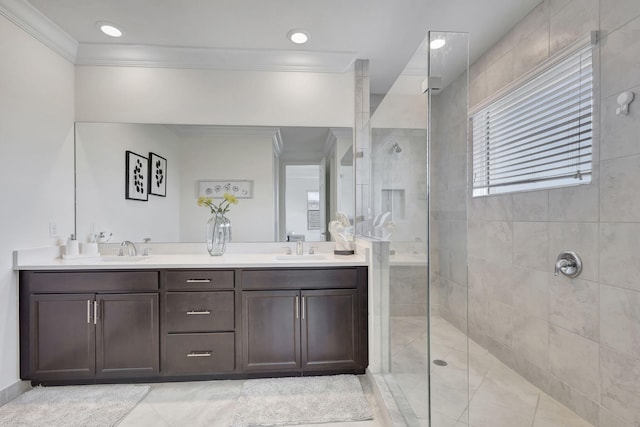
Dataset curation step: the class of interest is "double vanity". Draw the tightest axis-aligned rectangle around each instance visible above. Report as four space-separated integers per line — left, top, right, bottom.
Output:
16 249 368 385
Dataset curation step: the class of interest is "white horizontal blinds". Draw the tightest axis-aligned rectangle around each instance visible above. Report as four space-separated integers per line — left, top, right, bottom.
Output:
472 44 593 196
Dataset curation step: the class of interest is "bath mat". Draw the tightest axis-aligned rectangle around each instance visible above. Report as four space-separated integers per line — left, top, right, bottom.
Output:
231 374 373 426
0 384 150 426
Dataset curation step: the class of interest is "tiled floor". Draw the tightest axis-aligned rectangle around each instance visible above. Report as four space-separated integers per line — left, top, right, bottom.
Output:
390 315 594 427
117 375 386 427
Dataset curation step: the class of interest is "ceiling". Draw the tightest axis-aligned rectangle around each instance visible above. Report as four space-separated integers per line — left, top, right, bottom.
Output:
13 0 541 94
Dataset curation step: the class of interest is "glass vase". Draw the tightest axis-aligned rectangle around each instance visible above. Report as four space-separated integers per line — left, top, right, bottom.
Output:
206 213 231 256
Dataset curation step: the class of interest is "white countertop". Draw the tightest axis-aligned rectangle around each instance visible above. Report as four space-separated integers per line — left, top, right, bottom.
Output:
14 252 368 270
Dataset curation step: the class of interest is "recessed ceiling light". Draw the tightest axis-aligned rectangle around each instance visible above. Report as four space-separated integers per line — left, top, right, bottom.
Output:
287 29 309 44
430 38 446 50
98 22 123 38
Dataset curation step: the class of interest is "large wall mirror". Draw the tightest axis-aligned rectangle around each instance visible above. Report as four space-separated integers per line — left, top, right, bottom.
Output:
75 123 354 244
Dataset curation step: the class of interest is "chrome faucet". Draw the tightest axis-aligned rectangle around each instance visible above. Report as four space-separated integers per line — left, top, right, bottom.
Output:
119 240 138 256
296 240 304 255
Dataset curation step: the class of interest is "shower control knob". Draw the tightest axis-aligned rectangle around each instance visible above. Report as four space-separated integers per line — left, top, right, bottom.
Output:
554 251 582 278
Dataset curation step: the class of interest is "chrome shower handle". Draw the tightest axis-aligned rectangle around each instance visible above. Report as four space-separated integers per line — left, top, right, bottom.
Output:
554 251 582 278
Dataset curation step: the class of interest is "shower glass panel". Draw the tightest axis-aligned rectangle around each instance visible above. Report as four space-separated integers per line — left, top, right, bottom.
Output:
428 31 470 427
369 31 469 426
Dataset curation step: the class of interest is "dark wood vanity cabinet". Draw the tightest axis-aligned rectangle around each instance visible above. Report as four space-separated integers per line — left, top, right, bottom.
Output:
28 294 95 380
301 289 361 371
241 267 367 375
242 290 301 372
19 265 367 384
162 269 237 375
20 271 160 382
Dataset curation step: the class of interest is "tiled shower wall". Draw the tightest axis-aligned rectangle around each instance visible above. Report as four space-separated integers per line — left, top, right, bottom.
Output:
371 127 429 317
435 1 640 426
430 70 469 332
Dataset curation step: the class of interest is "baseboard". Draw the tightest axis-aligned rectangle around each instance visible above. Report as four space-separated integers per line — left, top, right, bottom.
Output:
0 380 31 407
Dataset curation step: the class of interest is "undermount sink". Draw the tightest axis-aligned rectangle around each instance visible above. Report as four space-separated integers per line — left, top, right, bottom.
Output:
98 255 149 263
274 254 328 261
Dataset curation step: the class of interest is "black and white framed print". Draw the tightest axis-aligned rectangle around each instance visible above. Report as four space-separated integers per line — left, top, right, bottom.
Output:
149 152 167 197
125 151 148 201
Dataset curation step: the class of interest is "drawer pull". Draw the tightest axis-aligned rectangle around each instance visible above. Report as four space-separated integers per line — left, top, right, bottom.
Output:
187 351 212 357
186 310 211 315
185 279 211 283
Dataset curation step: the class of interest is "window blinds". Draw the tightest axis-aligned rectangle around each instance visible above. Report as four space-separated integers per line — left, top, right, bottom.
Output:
472 44 593 197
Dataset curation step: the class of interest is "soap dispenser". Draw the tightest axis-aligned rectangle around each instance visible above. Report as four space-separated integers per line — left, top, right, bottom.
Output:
66 234 79 256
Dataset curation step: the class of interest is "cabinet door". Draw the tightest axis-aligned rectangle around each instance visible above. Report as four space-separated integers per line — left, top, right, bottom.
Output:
242 291 300 372
301 289 360 371
96 293 159 377
30 294 95 379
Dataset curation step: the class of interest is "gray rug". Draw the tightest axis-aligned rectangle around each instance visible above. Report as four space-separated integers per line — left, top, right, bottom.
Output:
231 375 373 426
0 384 150 426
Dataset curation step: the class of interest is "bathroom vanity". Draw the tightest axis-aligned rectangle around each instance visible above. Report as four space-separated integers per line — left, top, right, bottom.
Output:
17 253 368 385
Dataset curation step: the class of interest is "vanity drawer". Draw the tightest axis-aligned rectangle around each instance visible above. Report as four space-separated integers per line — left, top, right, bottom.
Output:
166 291 234 332
166 270 234 290
165 333 235 374
27 271 159 293
241 268 359 290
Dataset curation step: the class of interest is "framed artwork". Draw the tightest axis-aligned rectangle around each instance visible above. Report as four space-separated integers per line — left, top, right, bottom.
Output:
198 180 253 199
125 151 148 201
149 152 167 197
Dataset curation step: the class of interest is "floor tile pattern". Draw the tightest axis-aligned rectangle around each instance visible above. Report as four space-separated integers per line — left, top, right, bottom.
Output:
390 315 595 427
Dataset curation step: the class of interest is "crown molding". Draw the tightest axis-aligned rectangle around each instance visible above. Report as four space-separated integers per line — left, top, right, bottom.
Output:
76 43 357 73
2 0 356 73
0 0 77 62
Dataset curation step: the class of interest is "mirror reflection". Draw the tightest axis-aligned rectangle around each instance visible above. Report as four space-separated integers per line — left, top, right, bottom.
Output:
75 123 353 243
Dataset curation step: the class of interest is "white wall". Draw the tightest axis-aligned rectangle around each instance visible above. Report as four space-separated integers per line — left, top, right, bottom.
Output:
0 15 75 391
179 132 275 242
75 123 181 243
75 66 354 128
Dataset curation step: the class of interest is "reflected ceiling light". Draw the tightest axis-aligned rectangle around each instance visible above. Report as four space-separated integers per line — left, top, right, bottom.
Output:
430 38 446 49
98 22 123 38
287 29 310 44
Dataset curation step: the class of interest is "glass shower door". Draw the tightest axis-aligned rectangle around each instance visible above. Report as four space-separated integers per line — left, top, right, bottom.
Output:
427 31 470 427
368 31 470 426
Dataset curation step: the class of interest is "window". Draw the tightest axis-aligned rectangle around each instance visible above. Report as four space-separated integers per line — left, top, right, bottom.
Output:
472 43 594 197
